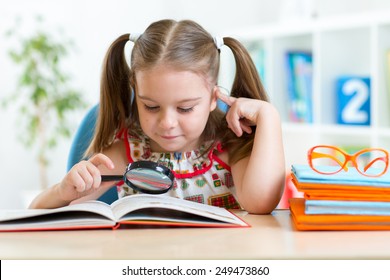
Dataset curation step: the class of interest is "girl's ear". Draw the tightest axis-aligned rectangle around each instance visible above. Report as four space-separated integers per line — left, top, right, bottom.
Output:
210 86 218 111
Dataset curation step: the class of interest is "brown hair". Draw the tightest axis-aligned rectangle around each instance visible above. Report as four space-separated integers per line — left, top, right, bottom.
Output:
87 19 268 164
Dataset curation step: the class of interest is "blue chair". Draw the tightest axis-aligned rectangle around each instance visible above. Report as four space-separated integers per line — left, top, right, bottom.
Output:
67 104 118 204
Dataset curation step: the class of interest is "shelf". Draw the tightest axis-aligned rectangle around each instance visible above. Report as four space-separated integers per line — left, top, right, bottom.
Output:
282 123 372 136
226 12 390 168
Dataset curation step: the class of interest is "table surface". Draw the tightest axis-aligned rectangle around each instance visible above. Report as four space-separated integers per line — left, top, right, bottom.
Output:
1 209 390 259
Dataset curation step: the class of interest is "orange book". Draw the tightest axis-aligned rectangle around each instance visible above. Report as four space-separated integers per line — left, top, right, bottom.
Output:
291 173 390 201
289 198 390 231
303 190 390 201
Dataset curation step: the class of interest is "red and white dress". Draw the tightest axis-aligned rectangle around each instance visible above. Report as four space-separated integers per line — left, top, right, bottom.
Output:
116 130 241 209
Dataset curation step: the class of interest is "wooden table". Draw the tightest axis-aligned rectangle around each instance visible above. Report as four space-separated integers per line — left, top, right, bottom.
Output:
1 210 390 259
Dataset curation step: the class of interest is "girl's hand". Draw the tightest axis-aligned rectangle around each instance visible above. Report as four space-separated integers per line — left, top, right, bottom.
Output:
217 90 264 137
58 153 115 202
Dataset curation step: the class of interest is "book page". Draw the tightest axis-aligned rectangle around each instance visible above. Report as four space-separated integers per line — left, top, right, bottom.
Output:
111 194 247 226
0 200 115 222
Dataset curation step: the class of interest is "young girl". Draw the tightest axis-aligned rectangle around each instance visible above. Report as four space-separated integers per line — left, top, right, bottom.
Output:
30 19 285 214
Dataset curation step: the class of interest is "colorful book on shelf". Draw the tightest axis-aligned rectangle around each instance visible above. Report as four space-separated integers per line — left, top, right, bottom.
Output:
285 51 313 123
0 194 249 232
289 198 390 231
248 44 266 84
386 49 390 100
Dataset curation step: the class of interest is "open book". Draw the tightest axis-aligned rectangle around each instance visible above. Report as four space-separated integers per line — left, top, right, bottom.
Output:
0 194 249 232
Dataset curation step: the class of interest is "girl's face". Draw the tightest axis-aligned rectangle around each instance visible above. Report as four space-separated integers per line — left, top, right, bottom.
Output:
135 66 217 153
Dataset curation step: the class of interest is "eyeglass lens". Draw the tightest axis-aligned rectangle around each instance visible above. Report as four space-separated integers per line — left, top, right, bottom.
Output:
101 161 174 194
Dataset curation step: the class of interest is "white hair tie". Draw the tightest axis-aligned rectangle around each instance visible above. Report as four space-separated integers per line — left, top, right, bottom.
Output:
213 36 224 50
129 32 142 42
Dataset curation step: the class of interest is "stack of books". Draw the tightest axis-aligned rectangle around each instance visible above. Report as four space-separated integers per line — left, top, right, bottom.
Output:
289 164 390 230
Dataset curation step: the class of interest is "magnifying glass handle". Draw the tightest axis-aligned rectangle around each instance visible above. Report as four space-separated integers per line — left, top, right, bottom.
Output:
101 175 123 182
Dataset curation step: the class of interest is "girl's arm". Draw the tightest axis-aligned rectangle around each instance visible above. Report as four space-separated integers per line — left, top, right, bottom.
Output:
29 140 128 209
217 92 285 214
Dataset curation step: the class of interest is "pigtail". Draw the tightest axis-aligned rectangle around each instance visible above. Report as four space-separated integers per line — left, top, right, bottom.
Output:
86 34 133 155
223 37 268 101
221 37 269 164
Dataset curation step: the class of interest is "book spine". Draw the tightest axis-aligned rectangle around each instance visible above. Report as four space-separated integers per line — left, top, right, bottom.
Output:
285 51 313 123
386 50 390 112
305 200 390 215
285 52 299 122
248 45 266 87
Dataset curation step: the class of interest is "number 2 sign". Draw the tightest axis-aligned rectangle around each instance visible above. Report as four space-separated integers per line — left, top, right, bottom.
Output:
336 76 371 126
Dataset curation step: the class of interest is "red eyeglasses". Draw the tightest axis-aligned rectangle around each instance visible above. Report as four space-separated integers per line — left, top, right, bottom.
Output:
307 145 389 177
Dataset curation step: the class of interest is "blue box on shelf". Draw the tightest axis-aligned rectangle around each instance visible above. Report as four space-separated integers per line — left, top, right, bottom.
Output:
336 76 371 126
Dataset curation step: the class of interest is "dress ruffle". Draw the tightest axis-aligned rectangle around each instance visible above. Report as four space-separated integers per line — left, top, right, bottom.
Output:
126 133 217 179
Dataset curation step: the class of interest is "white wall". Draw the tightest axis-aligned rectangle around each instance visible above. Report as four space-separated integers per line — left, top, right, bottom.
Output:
1 0 390 209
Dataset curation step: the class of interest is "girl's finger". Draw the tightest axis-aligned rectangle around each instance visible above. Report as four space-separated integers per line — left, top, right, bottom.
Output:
227 112 253 137
240 121 253 134
88 153 115 170
86 162 102 189
76 165 94 192
229 116 243 137
68 171 87 193
216 90 236 106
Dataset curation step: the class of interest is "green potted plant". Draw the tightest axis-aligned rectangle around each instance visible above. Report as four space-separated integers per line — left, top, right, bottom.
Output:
3 16 87 190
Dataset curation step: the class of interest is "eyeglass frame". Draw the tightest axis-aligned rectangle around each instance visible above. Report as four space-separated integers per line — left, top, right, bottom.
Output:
307 145 389 177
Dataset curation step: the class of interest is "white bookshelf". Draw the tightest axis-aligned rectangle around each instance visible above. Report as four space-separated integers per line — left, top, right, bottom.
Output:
221 12 390 169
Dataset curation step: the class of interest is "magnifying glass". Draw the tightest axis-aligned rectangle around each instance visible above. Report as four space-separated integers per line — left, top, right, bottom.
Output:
101 161 174 194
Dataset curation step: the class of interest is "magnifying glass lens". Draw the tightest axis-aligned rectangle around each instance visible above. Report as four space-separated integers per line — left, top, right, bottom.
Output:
125 167 173 192
102 161 174 194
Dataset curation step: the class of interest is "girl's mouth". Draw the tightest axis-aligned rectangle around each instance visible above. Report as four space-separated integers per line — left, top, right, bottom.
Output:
160 135 178 140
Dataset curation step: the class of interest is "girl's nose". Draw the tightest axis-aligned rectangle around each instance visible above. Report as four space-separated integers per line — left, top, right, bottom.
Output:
159 110 178 129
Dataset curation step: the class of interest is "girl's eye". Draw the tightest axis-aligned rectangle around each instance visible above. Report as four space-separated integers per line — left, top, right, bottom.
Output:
144 105 159 112
178 107 194 113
